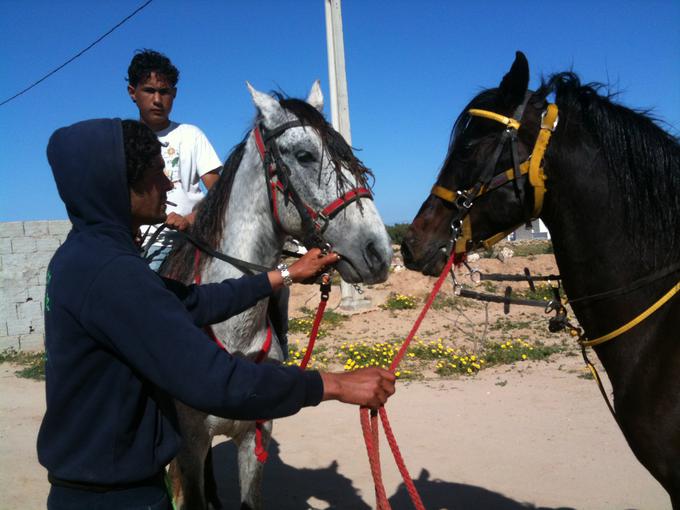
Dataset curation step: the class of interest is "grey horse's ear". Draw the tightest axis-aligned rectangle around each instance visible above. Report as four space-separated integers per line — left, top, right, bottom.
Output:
247 82 284 128
306 80 324 112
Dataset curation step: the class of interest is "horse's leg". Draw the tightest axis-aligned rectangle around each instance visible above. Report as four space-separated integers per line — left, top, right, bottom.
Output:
173 403 214 510
233 420 272 510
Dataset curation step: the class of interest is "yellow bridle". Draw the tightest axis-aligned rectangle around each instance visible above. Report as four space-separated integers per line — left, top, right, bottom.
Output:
431 103 559 254
433 102 680 356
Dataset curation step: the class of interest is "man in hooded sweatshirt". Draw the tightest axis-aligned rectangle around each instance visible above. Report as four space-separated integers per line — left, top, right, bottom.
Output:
37 118 395 510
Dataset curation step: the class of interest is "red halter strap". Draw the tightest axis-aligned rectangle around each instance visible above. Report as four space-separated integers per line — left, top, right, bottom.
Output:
193 248 272 463
253 125 373 237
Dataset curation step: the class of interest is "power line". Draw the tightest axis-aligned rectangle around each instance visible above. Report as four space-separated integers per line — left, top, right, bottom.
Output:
0 0 154 107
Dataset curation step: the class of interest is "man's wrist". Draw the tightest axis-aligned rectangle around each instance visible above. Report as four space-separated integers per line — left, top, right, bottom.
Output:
277 262 293 287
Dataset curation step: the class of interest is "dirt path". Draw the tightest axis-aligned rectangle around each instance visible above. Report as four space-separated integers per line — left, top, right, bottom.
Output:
1 251 671 509
0 358 669 509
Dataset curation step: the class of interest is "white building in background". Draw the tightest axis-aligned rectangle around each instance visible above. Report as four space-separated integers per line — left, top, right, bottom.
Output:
510 219 551 241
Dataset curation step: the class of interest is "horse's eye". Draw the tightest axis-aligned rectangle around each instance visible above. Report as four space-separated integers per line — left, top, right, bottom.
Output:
295 150 316 163
455 140 474 158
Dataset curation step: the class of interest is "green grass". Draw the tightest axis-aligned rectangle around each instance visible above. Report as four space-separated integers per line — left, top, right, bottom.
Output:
483 339 566 365
380 293 418 310
509 241 554 257
0 348 46 380
431 293 457 310
289 307 349 337
490 317 533 331
481 281 499 293
514 284 557 302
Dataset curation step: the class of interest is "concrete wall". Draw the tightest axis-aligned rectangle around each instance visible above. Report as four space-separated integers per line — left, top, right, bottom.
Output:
0 220 71 351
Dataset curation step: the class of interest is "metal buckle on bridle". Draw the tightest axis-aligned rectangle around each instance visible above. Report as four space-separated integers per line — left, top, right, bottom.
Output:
447 218 463 255
314 212 331 235
463 261 482 284
543 281 573 333
319 241 332 256
540 109 559 132
455 190 473 210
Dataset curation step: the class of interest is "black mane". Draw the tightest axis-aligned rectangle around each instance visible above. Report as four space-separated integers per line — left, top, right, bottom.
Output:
538 72 680 263
161 135 247 282
161 95 372 282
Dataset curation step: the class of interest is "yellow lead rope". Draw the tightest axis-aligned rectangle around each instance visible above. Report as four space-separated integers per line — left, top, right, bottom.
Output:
579 280 680 347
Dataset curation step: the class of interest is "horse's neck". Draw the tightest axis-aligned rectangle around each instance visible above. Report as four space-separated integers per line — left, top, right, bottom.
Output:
220 141 284 270
540 137 636 299
204 138 285 356
540 144 665 374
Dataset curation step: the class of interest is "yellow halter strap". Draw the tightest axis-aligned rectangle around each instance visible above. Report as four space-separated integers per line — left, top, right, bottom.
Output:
430 103 559 254
468 109 522 130
579 280 680 347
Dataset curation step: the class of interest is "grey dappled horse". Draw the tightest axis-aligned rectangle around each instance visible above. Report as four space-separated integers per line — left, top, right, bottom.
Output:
162 82 392 509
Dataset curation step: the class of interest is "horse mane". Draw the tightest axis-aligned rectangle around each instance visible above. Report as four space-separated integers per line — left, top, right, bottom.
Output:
160 136 247 282
537 73 680 264
275 94 374 193
161 94 373 282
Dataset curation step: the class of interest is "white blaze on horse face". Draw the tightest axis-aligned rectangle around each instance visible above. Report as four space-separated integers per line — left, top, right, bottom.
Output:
306 80 324 112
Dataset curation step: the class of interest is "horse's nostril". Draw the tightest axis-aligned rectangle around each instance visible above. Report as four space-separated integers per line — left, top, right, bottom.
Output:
364 241 387 272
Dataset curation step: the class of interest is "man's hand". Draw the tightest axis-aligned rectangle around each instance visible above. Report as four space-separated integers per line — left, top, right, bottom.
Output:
288 248 340 283
165 212 191 231
320 368 396 408
267 248 339 290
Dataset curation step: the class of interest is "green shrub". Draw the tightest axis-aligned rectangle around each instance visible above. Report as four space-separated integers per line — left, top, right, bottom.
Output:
483 339 565 365
385 223 411 245
380 293 418 310
508 241 554 257
0 348 46 380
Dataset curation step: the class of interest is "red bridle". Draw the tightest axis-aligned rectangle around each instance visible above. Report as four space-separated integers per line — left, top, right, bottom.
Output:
253 123 373 245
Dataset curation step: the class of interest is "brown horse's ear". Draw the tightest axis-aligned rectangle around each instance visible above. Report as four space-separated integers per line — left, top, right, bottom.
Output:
498 51 529 108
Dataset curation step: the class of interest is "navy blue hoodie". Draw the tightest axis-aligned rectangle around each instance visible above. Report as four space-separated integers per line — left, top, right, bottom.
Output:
37 118 323 485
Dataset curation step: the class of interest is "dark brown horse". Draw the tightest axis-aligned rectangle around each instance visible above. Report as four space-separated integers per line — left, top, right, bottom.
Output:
401 51 680 506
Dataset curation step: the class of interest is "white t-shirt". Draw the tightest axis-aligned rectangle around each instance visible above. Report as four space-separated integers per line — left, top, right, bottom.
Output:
142 122 222 251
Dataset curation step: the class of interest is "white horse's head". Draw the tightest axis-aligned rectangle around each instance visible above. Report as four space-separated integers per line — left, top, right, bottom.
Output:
247 81 392 284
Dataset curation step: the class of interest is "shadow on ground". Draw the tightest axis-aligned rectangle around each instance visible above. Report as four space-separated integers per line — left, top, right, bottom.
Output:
212 439 575 509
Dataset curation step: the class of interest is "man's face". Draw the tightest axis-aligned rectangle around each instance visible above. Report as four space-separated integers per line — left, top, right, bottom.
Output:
129 153 174 228
128 72 176 131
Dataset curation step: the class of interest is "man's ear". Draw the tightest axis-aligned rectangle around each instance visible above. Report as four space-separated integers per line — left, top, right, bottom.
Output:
127 84 136 103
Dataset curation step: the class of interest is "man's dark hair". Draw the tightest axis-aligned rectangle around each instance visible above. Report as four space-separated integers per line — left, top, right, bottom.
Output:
122 120 161 190
127 49 179 87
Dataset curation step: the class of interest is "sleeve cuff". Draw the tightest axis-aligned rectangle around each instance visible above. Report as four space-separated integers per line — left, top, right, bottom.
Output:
302 370 324 407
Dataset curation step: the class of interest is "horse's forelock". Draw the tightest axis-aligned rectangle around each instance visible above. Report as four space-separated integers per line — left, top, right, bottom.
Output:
277 96 374 196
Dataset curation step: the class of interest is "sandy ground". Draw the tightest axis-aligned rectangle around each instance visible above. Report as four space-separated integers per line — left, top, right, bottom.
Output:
0 360 670 509
0 252 672 509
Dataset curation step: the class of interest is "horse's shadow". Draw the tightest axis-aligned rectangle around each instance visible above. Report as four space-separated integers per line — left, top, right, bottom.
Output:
211 439 574 509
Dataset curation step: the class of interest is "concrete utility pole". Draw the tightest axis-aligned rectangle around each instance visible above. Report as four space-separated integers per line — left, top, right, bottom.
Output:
324 0 371 311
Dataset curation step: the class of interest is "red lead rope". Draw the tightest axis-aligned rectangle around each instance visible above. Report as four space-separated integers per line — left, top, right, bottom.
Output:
361 250 457 510
192 249 329 463
193 249 273 461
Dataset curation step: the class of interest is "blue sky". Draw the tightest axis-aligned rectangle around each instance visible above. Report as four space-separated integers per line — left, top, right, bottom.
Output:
1 1 678 226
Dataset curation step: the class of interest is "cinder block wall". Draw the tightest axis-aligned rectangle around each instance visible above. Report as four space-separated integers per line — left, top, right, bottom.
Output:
0 220 71 351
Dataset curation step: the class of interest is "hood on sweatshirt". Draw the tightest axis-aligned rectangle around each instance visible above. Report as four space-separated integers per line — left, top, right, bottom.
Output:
47 118 131 235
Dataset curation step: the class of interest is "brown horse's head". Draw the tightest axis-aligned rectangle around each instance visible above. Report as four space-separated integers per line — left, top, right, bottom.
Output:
402 51 546 275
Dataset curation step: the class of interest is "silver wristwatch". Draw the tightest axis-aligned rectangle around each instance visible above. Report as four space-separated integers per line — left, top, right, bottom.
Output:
277 262 293 287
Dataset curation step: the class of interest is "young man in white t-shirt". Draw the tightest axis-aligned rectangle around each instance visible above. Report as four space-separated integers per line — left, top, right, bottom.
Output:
127 49 222 270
